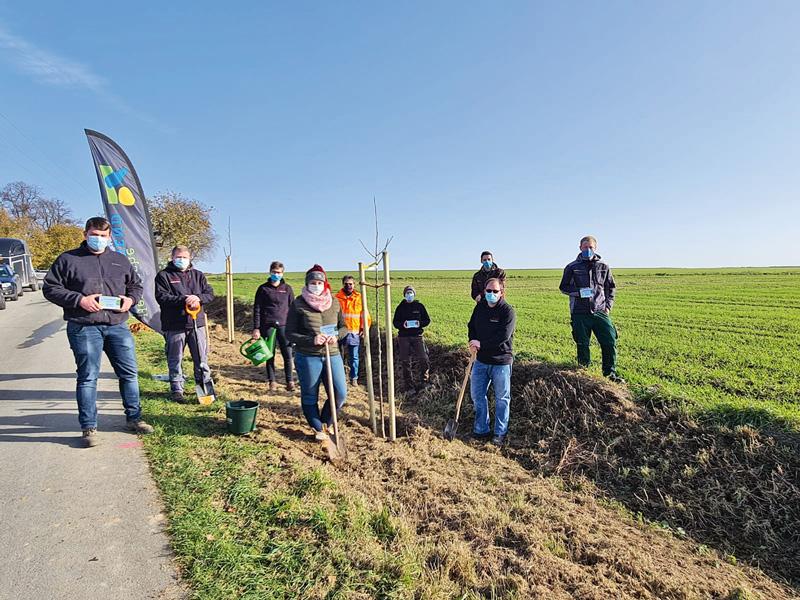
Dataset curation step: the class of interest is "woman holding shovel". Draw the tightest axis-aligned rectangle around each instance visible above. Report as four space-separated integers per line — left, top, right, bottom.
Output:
285 265 348 441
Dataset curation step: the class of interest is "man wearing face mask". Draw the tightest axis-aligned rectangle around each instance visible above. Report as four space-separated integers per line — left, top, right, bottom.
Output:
334 275 371 387
253 261 295 392
392 285 431 394
155 245 216 402
468 278 516 446
43 217 153 447
471 251 506 302
559 235 623 383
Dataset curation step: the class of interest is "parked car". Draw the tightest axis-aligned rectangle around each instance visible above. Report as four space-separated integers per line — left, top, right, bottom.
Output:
0 285 6 310
0 237 38 292
0 264 22 301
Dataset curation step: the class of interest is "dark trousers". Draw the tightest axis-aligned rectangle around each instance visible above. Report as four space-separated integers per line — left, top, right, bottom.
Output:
264 326 293 383
397 336 430 390
570 312 618 375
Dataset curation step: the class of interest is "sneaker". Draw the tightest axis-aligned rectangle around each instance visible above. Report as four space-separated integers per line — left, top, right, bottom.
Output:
125 419 154 434
269 381 278 392
286 381 296 392
491 434 506 446
350 378 358 387
170 391 184 403
82 428 99 448
314 430 329 441
607 372 627 384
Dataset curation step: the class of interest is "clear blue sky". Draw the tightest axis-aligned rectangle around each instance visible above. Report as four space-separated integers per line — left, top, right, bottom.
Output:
1 2 798 273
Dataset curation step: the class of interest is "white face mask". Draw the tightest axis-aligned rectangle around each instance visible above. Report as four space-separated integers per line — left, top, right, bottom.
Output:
308 283 324 295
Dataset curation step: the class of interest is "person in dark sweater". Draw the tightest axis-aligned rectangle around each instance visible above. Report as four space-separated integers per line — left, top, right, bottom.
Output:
155 245 215 402
559 235 623 382
252 261 296 392
467 277 516 446
43 217 153 447
392 285 431 394
471 250 506 302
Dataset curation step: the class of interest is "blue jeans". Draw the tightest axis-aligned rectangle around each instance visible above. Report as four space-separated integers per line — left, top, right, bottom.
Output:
294 350 347 432
339 342 360 381
66 321 142 429
470 360 512 436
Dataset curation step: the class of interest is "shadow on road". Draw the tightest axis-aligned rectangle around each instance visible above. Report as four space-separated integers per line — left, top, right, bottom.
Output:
0 411 130 446
16 318 65 349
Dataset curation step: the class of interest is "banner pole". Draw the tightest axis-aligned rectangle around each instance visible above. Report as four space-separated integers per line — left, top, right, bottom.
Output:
383 251 396 441
359 262 377 435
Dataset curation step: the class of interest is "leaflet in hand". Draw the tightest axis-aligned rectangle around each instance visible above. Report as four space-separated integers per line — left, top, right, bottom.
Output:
98 295 122 310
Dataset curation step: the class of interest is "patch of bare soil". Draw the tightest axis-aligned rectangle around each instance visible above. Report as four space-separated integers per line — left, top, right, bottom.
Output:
203 307 797 599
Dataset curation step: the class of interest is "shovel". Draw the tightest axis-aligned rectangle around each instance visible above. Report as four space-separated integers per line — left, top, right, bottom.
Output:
443 352 475 441
186 303 216 405
324 343 348 460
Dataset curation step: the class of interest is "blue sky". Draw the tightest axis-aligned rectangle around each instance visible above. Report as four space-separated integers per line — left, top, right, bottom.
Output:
1 2 798 273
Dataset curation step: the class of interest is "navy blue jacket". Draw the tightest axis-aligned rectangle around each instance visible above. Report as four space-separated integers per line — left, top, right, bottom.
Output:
467 297 515 365
155 263 215 330
253 280 295 332
43 243 143 325
559 253 616 315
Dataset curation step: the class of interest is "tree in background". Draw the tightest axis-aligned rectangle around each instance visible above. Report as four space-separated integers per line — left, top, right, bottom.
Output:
148 191 217 266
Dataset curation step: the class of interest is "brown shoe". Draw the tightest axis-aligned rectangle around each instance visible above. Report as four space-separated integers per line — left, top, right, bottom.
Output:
125 419 154 434
269 381 278 392
286 381 296 392
82 428 99 448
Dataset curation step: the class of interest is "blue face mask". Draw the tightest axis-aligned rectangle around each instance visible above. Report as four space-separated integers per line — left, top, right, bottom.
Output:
87 236 109 252
174 257 190 270
581 249 595 259
405 293 415 302
485 292 499 304
269 272 282 282
483 260 493 269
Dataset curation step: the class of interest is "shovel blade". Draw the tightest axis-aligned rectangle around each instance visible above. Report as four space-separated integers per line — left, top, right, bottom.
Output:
443 419 458 441
322 437 341 461
195 377 216 405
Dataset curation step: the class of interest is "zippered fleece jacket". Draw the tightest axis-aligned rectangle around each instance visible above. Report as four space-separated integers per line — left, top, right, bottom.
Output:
43 242 143 325
471 264 506 301
253 280 295 332
285 295 348 357
155 262 215 330
559 253 616 315
467 297 515 365
392 300 431 338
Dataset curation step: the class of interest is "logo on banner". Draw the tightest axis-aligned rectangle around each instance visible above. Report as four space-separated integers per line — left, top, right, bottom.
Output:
99 165 136 206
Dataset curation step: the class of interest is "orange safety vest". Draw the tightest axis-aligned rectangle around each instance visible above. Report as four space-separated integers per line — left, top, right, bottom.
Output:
334 289 372 333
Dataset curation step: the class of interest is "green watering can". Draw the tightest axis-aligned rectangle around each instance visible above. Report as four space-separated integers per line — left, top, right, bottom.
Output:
240 329 277 366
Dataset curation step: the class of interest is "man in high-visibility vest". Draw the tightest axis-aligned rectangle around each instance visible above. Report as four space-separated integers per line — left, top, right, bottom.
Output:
335 275 372 386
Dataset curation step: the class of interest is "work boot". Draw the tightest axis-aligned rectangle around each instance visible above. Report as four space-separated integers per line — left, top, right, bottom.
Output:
269 381 278 392
125 419 154 434
82 428 99 448
467 431 492 442
286 381 296 392
491 434 506 446
170 391 184 403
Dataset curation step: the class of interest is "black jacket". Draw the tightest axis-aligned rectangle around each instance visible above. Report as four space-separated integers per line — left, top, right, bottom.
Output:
559 253 616 315
392 300 431 337
471 264 507 301
253 280 295 332
155 262 215 330
43 243 143 325
467 297 515 365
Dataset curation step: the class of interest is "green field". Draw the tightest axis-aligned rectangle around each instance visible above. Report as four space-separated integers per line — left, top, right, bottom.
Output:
208 267 800 431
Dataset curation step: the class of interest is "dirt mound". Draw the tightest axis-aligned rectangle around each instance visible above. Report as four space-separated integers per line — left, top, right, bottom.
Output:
203 319 798 598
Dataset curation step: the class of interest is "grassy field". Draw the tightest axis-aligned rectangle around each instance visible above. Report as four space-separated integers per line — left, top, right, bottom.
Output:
208 267 800 431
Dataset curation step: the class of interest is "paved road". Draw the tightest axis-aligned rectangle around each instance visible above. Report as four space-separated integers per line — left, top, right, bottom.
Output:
0 291 185 600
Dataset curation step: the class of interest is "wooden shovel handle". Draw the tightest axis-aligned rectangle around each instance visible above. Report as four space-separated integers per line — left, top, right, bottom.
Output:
453 353 475 421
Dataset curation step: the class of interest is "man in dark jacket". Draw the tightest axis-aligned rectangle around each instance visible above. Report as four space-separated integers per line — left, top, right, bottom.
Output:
43 217 153 447
468 278 515 446
392 285 431 394
155 245 215 401
471 251 506 302
252 261 295 391
559 235 623 382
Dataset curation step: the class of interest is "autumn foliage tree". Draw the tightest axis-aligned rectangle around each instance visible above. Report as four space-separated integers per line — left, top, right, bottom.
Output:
148 191 217 266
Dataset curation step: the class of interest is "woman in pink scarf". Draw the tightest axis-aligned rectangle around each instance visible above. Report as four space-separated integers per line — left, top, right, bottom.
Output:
285 265 349 440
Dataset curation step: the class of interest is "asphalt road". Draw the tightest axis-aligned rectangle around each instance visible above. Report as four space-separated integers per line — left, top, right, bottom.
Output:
0 291 185 600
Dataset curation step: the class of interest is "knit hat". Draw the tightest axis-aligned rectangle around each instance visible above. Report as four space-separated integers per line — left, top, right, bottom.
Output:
403 285 416 295
305 264 331 292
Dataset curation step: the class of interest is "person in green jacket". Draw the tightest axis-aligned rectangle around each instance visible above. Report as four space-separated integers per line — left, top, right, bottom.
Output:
285 264 348 440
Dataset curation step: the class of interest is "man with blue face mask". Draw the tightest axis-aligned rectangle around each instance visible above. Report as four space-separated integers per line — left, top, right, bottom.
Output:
43 217 153 447
559 236 623 382
155 245 215 401
471 251 506 302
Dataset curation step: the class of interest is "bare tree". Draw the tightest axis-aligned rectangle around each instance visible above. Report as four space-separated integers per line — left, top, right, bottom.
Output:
37 198 76 230
1 181 44 220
